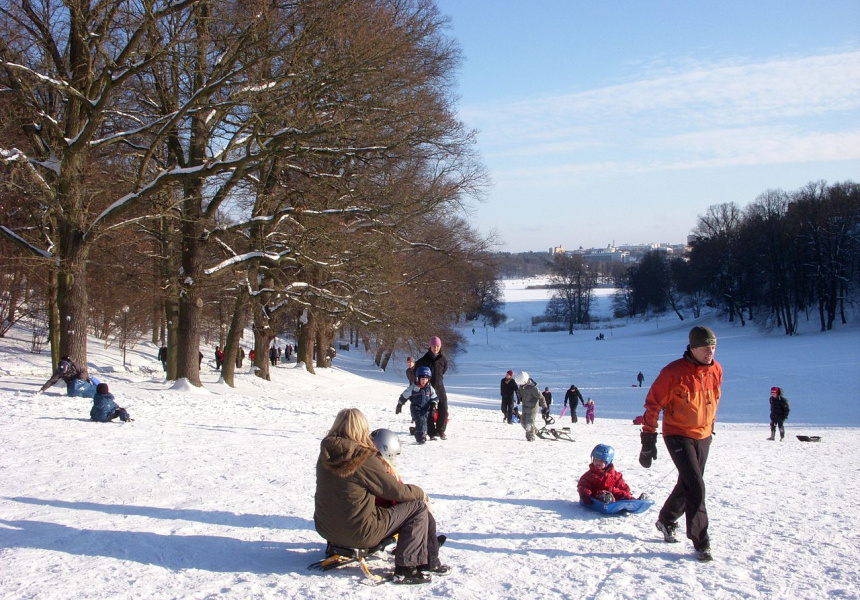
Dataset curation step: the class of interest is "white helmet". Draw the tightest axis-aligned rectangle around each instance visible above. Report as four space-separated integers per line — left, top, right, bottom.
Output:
514 371 530 386
370 428 401 462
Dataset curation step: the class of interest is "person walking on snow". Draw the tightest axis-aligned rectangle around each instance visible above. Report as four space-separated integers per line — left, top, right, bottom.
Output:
637 371 645 387
564 384 585 423
396 366 438 445
500 370 518 424
640 325 722 563
585 398 596 424
768 387 790 441
514 371 546 441
415 336 449 440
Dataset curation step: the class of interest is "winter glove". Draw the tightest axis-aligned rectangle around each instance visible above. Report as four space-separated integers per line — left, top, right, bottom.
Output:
595 491 615 504
638 492 651 501
639 431 658 468
395 402 403 415
429 402 438 413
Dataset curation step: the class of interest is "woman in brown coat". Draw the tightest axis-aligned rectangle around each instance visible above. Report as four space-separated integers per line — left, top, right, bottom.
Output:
314 408 447 584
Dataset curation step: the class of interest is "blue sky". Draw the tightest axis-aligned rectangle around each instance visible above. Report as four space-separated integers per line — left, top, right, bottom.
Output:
435 0 860 252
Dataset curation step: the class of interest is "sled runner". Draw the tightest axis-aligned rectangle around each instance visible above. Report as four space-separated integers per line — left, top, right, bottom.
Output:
536 424 574 441
308 535 397 583
581 498 654 515
796 435 822 442
536 414 574 441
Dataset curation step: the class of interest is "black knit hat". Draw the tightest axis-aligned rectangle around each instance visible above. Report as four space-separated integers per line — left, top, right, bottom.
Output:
688 326 717 348
96 383 109 395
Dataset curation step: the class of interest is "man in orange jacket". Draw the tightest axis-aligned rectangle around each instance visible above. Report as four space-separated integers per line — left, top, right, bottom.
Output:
639 325 721 563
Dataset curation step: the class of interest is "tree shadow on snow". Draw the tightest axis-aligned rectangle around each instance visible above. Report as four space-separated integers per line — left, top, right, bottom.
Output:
6 496 311 531
0 518 316 574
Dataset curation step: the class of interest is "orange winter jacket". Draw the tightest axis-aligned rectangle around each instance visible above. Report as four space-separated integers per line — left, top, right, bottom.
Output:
643 351 722 440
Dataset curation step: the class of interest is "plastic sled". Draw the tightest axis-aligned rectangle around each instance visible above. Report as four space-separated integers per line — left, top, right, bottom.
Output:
796 435 822 442
581 498 654 515
308 535 397 583
68 379 97 398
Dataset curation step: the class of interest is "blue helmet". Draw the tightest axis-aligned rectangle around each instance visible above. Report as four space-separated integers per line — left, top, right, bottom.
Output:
416 366 432 379
591 444 615 466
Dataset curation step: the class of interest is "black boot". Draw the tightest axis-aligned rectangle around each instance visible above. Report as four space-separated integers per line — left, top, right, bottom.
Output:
393 565 431 584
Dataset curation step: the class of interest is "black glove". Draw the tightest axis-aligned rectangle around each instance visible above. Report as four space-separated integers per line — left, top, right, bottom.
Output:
639 431 658 468
395 402 403 415
429 402 438 413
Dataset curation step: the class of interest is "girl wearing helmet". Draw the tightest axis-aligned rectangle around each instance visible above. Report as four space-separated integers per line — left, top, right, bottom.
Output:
577 444 642 505
396 366 438 444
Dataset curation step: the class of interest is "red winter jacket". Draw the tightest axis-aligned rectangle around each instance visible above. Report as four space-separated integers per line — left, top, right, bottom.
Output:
577 463 634 504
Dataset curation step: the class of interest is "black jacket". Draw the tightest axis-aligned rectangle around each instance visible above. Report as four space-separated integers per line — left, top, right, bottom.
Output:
415 350 448 400
770 390 790 421
564 386 584 407
500 377 518 400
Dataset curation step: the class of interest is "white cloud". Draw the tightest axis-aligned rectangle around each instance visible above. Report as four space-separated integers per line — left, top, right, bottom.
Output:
463 50 860 174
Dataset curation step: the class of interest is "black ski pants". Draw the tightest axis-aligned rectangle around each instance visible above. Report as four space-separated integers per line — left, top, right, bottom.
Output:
659 435 711 551
427 393 448 437
501 396 515 423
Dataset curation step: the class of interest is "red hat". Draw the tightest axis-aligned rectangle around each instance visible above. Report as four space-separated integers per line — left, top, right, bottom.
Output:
771 387 779 393
506 370 513 376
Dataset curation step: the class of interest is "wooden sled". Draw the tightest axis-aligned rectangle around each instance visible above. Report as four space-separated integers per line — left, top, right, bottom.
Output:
308 535 397 583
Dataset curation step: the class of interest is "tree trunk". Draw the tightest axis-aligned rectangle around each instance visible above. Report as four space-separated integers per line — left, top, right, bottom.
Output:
297 310 316 374
56 224 90 374
221 285 250 387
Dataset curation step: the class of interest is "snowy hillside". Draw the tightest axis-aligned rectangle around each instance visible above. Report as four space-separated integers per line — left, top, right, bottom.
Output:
1 280 858 599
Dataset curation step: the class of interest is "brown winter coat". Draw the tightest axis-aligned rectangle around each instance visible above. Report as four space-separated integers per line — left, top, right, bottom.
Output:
314 435 425 548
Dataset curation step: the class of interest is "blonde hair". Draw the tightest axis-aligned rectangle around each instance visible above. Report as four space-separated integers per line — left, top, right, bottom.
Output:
327 408 376 449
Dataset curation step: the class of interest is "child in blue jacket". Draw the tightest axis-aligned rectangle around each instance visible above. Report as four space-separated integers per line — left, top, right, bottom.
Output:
396 366 438 444
90 383 133 422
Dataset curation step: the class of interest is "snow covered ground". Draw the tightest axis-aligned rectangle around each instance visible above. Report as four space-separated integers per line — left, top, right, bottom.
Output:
1 280 858 599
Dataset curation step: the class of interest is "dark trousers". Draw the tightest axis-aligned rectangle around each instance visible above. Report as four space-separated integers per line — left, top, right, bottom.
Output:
382 500 437 568
427 395 448 436
501 397 515 423
659 435 711 550
770 419 785 439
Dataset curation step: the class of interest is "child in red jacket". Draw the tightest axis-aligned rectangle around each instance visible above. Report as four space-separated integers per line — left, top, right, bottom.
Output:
577 444 647 504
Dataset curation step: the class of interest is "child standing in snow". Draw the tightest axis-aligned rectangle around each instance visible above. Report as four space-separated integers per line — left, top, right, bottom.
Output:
90 383 133 422
577 444 647 505
396 366 438 444
585 397 596 424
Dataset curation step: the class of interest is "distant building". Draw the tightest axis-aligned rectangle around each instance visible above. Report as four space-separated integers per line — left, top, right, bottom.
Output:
549 245 566 255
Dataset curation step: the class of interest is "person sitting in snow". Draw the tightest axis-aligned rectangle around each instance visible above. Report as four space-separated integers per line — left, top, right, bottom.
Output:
514 371 546 441
396 366 438 444
90 383 133 422
577 444 647 505
38 356 95 397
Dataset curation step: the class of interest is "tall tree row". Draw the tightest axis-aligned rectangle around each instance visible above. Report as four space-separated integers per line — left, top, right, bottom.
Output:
0 0 490 383
617 181 859 334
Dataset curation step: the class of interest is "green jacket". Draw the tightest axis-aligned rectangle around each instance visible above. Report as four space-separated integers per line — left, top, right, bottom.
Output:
314 435 425 548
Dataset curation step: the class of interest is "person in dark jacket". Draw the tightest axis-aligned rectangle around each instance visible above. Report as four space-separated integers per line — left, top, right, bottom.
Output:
236 346 245 368
158 345 168 372
541 387 553 418
38 356 95 397
314 408 447 584
90 383 132 422
564 384 585 423
406 356 416 385
500 370 518 424
637 372 645 387
415 336 449 440
767 386 790 441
